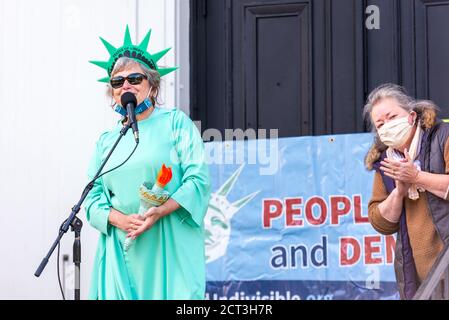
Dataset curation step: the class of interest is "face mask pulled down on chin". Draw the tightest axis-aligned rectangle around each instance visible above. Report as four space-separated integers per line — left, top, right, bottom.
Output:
114 97 152 117
114 88 153 117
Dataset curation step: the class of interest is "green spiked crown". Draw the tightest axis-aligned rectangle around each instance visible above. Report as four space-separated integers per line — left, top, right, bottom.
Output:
90 25 177 83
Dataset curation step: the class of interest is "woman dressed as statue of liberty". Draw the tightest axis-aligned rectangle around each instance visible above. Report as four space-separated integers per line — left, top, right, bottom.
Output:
84 25 210 300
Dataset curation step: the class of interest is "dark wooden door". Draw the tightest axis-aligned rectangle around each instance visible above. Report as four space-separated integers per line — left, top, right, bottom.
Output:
234 1 311 138
191 0 449 138
415 0 449 118
366 0 449 120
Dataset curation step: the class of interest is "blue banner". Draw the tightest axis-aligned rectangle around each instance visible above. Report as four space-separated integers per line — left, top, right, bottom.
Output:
204 133 399 300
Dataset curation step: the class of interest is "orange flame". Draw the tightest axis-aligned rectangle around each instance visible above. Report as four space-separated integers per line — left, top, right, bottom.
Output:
156 164 172 188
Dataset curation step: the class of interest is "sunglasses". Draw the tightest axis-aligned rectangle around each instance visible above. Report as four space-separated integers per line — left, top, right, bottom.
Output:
110 73 148 89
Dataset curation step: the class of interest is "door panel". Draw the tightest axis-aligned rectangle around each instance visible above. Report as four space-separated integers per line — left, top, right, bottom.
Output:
416 0 449 118
242 3 310 137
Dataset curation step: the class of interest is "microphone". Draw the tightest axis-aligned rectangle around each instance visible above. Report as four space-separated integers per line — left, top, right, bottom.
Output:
121 92 139 143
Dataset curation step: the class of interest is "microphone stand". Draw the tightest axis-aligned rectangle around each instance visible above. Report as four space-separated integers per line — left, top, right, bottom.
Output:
71 216 82 300
34 122 133 300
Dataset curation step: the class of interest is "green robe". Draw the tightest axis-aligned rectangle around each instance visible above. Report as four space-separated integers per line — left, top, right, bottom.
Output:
84 107 211 300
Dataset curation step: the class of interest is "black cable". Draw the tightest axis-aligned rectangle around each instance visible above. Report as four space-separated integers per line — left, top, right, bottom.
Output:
57 242 65 300
87 140 139 188
55 138 139 300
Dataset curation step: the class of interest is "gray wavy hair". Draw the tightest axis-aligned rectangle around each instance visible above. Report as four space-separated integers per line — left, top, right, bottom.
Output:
107 57 162 106
363 83 439 131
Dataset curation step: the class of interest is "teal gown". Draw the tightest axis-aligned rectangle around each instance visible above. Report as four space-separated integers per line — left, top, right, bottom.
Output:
84 107 211 299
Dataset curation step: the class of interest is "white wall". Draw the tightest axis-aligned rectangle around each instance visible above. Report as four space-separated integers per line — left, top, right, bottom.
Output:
0 0 188 299
175 0 190 113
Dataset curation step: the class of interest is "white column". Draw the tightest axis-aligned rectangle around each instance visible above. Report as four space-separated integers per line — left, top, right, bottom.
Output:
175 0 190 115
136 0 176 109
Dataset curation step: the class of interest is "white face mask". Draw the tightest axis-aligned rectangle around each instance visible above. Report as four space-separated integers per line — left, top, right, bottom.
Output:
377 115 414 148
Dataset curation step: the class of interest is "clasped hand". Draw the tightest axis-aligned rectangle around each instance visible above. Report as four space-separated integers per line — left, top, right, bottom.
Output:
380 148 420 196
126 207 162 240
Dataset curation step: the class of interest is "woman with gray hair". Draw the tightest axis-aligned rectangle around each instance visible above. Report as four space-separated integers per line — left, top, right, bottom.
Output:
84 26 211 300
364 83 449 299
